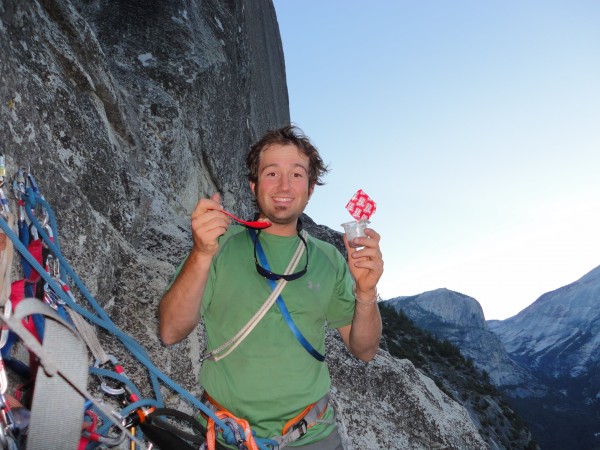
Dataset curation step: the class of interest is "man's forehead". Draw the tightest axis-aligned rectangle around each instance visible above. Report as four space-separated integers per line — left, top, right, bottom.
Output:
259 144 309 170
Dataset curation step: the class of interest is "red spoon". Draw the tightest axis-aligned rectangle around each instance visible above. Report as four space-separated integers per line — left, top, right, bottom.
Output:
216 209 271 229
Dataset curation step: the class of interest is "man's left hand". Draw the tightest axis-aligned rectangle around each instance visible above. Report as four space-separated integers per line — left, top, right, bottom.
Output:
343 227 384 298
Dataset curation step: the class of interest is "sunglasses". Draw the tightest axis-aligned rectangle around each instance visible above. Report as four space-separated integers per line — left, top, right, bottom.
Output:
253 232 309 281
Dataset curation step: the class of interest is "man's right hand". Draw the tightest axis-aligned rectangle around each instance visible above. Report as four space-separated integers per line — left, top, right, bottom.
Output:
191 193 231 257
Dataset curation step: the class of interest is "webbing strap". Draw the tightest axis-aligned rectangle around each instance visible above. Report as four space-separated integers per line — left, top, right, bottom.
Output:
203 232 305 363
274 394 332 448
27 302 87 450
0 299 147 450
66 304 110 364
250 229 325 362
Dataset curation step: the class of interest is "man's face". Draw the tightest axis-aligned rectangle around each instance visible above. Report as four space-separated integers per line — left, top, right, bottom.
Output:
250 143 313 228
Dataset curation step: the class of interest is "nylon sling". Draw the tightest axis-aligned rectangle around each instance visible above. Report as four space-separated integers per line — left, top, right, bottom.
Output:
248 229 325 362
201 230 306 362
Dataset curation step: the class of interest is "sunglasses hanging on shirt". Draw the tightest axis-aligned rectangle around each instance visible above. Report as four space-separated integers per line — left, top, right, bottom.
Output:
251 218 308 281
253 231 308 281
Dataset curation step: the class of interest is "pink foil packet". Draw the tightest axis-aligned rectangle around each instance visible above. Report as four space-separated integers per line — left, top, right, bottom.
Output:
345 189 376 220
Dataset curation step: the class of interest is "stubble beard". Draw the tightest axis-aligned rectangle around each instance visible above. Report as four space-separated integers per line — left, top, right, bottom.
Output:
256 198 301 226
264 205 298 225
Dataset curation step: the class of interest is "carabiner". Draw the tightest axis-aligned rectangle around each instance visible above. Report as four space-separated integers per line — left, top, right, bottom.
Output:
0 355 8 396
94 355 126 396
55 278 77 305
0 302 12 350
26 171 50 228
0 189 9 219
43 284 61 311
47 254 59 280
11 168 26 223
0 155 6 187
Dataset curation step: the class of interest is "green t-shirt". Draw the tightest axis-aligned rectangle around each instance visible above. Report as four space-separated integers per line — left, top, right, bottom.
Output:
198 225 355 446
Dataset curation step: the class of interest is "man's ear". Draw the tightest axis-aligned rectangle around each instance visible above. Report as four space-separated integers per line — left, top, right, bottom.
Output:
250 181 256 196
308 185 315 200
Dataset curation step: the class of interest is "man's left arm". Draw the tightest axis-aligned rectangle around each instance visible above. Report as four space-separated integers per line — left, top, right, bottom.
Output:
338 227 384 362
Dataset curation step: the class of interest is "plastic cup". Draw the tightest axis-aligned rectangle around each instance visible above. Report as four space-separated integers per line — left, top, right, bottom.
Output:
341 219 370 247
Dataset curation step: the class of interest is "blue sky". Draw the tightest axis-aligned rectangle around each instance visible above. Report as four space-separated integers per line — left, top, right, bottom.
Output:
272 1 600 320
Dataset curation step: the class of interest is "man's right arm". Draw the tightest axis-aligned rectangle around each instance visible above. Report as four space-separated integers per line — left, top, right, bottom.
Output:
158 250 213 345
158 193 230 345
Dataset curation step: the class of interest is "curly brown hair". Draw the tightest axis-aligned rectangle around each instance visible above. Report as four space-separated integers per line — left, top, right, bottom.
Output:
246 124 329 190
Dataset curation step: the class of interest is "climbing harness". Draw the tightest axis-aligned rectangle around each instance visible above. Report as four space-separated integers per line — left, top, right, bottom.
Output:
277 394 332 448
201 391 332 449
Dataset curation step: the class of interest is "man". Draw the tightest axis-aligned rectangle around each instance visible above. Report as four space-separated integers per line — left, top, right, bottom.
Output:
159 125 383 449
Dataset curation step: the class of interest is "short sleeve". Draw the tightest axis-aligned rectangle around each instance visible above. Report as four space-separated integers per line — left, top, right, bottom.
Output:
325 250 355 329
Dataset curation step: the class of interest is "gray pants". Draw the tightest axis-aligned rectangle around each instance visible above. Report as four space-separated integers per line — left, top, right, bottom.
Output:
290 425 345 450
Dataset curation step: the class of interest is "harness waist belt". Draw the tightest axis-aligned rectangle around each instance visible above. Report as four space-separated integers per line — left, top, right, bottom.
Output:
201 391 330 449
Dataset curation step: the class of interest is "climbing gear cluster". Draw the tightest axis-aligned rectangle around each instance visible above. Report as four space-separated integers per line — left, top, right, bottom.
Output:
0 156 284 450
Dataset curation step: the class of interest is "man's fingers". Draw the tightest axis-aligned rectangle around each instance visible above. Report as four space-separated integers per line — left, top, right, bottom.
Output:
192 194 223 218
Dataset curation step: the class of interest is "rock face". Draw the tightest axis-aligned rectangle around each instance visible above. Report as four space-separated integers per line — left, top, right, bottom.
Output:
0 1 486 448
327 333 486 449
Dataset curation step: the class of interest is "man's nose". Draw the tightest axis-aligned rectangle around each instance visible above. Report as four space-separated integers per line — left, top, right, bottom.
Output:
278 174 291 190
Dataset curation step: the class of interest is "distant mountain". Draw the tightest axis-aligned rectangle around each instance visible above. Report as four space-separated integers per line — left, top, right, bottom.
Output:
489 265 600 450
386 266 600 450
386 288 544 396
489 264 600 379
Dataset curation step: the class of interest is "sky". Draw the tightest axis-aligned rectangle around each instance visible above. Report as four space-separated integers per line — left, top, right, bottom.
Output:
272 1 600 320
